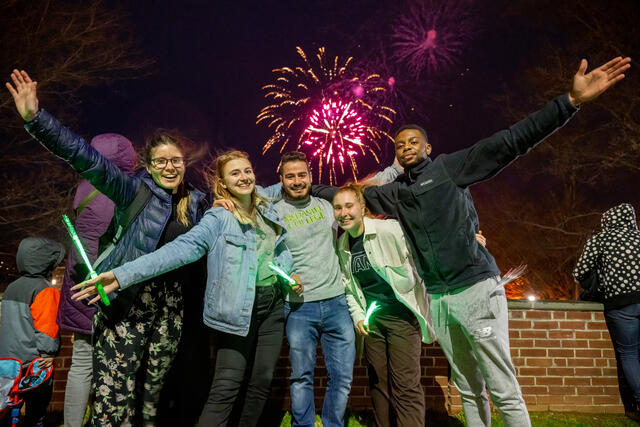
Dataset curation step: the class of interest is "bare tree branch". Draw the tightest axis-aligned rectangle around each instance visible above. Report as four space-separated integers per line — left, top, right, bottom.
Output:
0 0 152 259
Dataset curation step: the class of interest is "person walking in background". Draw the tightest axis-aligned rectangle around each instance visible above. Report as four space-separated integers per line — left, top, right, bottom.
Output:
574 203 640 423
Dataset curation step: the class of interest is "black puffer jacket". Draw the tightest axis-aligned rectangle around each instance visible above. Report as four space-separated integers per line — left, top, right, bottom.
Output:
574 204 640 310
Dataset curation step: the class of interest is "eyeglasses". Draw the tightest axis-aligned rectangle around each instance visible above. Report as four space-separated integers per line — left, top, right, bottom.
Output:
150 157 185 169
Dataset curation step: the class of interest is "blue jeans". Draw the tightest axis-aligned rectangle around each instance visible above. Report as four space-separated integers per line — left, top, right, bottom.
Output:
284 294 355 427
605 303 640 403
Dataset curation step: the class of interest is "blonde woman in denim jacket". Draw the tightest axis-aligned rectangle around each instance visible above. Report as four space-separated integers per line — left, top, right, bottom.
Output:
76 151 303 427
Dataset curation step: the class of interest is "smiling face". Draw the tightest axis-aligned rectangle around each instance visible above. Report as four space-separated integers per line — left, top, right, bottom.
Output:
333 189 366 237
220 157 256 200
146 143 186 193
394 129 432 168
280 160 312 201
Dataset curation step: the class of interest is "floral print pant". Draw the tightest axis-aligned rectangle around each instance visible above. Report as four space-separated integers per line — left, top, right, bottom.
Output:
91 281 183 427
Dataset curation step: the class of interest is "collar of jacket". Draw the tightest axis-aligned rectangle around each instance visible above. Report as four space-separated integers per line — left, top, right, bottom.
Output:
403 157 433 183
362 216 379 239
257 202 287 232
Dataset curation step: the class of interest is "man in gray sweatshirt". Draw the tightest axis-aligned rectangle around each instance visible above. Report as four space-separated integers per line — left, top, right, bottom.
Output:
274 151 399 427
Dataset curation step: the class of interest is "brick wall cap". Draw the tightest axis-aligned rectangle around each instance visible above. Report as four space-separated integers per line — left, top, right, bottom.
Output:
508 300 604 312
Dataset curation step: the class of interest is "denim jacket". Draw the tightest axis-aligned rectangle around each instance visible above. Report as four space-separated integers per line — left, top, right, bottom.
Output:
113 193 293 337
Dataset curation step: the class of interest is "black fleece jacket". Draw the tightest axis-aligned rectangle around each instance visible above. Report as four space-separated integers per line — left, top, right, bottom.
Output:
314 94 578 294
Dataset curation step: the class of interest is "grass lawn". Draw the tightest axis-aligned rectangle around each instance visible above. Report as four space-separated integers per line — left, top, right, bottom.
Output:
47 409 637 426
277 411 638 426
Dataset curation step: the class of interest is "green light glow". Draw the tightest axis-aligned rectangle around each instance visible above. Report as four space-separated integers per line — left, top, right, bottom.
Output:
268 262 296 287
363 301 380 327
62 215 110 306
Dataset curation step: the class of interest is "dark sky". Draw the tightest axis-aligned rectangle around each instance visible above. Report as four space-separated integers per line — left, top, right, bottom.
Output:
77 0 556 185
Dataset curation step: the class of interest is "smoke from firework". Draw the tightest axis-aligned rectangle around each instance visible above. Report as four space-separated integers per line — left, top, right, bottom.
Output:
391 0 476 79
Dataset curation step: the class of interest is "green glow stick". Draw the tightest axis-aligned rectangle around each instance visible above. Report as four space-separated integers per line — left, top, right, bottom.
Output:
363 301 380 327
62 215 110 306
268 262 296 287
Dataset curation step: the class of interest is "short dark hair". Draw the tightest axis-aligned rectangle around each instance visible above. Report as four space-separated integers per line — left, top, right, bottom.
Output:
393 124 428 142
279 151 310 175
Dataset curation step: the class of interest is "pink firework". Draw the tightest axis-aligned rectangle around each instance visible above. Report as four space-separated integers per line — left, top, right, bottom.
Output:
257 46 396 184
391 0 475 78
301 98 376 184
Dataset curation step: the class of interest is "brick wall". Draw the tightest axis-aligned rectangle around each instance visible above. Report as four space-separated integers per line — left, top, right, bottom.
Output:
508 301 623 414
49 301 624 415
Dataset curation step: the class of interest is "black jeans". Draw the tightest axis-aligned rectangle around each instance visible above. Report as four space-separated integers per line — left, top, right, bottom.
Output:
199 285 284 427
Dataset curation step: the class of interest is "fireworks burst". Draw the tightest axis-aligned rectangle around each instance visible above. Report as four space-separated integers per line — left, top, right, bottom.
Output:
257 46 396 184
391 0 475 79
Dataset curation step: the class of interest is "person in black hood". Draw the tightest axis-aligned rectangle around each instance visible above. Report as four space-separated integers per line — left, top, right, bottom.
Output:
574 203 640 422
313 56 631 426
0 237 65 427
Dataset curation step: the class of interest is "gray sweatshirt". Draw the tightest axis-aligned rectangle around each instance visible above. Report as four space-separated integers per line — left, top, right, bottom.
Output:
274 196 344 302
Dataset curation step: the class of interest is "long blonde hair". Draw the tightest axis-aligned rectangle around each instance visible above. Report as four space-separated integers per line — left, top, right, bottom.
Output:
210 150 267 225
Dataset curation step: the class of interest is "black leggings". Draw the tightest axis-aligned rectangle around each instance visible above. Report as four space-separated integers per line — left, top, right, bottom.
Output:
199 285 284 427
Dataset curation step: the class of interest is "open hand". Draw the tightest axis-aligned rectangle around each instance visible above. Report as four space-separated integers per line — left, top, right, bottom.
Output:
212 198 235 212
71 271 120 305
5 69 39 121
37 357 54 369
569 56 631 105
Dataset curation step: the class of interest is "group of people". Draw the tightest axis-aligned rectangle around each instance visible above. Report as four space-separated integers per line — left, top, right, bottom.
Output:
0 53 631 427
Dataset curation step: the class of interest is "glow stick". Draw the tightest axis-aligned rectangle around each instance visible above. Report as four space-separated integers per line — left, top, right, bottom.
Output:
62 215 110 306
268 263 296 287
363 301 380 327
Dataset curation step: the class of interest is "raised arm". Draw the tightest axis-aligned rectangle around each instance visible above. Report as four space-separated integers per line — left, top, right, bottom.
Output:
256 182 283 199
359 161 403 186
443 56 630 188
6 70 138 207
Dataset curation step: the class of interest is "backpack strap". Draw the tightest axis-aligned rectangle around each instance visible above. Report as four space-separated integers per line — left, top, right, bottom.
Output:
92 183 152 271
75 189 101 216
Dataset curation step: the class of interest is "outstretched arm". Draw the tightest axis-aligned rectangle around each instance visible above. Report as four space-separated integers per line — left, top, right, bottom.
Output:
443 56 630 188
6 69 138 207
359 158 403 186
73 208 221 304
